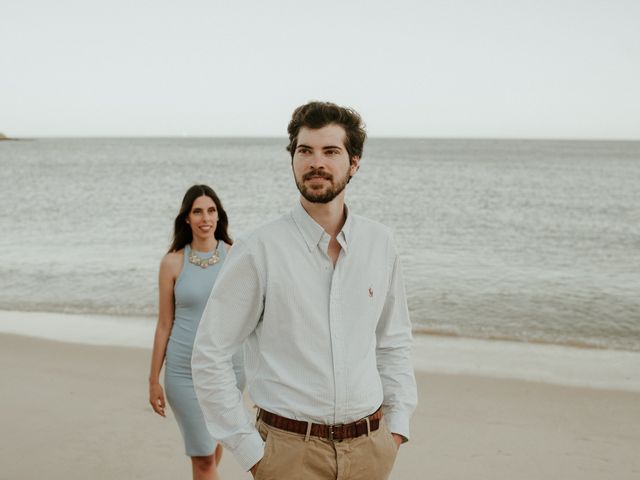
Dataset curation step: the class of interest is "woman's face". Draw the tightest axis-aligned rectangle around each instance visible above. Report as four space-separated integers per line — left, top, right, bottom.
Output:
186 195 218 243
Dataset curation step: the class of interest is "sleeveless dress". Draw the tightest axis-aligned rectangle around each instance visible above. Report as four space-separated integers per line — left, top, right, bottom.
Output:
165 243 238 456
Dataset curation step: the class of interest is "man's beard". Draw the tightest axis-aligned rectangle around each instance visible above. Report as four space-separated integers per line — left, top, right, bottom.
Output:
295 167 350 204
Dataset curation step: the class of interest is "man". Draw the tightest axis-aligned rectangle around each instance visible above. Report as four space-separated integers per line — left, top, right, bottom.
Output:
192 101 417 479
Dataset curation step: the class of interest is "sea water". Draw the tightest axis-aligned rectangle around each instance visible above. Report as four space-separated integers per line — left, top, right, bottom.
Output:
1 138 639 351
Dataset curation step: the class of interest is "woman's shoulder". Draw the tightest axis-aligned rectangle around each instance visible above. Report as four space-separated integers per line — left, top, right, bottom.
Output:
160 249 184 275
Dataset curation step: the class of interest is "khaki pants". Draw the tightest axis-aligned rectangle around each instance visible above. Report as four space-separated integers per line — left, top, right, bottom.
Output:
254 417 398 480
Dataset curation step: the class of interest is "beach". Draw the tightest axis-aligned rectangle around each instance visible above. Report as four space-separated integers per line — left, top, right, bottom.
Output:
2 322 639 479
3 4 640 478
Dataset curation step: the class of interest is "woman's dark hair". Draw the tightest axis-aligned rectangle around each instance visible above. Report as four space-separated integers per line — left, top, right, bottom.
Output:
168 185 232 253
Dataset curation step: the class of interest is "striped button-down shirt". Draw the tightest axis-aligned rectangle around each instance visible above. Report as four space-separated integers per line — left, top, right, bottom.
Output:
192 202 417 471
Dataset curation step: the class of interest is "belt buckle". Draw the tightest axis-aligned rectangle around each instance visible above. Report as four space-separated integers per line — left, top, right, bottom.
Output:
328 423 343 442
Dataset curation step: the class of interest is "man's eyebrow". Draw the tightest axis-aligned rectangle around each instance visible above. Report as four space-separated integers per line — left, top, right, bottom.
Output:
296 144 343 150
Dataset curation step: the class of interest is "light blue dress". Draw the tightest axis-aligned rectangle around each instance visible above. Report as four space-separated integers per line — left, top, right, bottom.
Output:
165 243 244 456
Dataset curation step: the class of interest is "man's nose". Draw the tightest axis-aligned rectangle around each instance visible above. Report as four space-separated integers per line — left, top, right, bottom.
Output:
309 151 326 168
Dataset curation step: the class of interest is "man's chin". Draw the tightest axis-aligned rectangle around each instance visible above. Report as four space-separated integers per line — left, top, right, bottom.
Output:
301 193 334 204
296 178 348 204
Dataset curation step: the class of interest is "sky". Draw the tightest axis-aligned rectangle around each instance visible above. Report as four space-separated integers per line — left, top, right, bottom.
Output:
1 0 639 139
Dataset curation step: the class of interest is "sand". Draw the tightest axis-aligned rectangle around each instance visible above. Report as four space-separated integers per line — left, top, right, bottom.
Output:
1 333 639 479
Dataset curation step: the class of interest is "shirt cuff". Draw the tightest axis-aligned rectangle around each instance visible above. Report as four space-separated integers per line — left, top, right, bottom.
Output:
384 410 411 442
230 430 265 472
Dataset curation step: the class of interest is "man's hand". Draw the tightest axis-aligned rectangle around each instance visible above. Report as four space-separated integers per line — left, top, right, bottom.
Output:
391 433 403 450
250 460 261 478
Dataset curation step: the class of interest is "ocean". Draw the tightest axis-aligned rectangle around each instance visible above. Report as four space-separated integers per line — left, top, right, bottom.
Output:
1 138 639 352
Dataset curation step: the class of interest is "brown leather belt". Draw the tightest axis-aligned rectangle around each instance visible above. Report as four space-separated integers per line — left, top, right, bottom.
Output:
257 407 383 441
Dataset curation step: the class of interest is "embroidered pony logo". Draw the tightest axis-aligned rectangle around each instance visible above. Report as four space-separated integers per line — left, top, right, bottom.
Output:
368 287 374 298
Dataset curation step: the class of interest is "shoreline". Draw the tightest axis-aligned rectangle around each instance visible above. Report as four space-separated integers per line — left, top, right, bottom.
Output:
1 333 639 479
1 309 639 392
3 307 636 354
412 325 636 352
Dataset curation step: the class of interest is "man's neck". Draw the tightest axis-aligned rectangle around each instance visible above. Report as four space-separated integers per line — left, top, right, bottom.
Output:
299 195 346 237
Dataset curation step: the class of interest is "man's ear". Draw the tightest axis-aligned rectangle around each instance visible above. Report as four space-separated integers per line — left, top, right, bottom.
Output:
350 156 361 176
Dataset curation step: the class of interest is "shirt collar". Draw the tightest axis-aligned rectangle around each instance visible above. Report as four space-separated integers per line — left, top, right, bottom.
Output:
339 205 352 252
291 201 353 253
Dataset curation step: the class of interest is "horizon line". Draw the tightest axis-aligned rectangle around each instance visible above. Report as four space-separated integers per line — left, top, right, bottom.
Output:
3 134 640 142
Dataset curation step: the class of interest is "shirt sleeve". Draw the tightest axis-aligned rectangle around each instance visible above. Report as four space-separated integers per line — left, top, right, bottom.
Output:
375 239 418 442
231 345 246 393
192 238 265 471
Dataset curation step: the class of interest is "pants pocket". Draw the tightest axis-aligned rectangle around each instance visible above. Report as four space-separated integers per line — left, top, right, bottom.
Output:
369 420 398 479
255 422 272 480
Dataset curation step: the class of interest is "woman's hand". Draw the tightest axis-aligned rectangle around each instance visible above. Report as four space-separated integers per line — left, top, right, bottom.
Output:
149 382 166 417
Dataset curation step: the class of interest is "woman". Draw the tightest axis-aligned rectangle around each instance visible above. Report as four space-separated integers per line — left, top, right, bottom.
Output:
149 185 244 480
